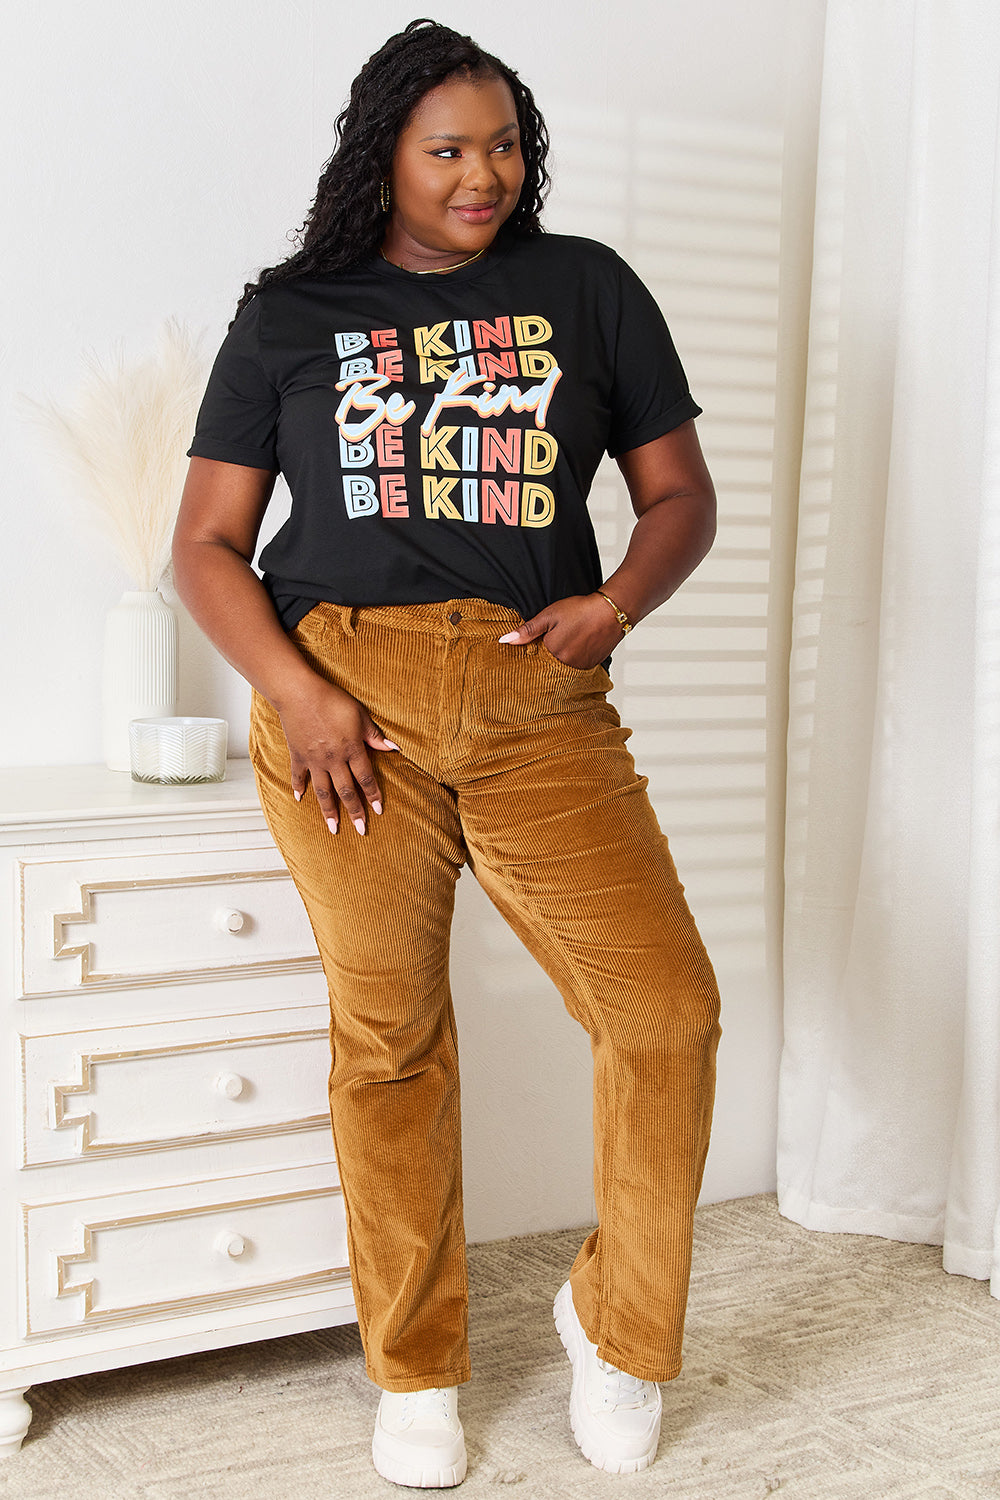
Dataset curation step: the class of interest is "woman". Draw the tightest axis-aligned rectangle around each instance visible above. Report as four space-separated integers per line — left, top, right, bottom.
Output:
173 18 721 1489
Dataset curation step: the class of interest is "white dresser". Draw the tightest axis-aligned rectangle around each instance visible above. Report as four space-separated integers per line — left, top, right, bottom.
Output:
0 762 355 1457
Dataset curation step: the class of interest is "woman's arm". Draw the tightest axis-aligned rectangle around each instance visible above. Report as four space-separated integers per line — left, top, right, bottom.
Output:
499 419 716 666
172 457 396 835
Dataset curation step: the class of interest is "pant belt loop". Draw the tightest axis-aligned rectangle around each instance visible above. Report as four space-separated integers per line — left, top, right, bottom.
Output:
339 605 357 637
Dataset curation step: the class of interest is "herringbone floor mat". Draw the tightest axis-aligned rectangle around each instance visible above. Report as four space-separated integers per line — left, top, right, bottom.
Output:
4 1195 999 1498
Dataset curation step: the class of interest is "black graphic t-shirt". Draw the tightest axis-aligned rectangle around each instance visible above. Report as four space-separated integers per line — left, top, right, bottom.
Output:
188 232 702 629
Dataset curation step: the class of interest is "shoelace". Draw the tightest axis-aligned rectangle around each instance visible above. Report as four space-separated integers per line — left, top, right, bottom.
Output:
400 1387 455 1427
597 1359 651 1410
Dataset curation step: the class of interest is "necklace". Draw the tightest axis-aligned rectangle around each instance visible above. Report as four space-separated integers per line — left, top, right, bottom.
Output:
379 246 486 276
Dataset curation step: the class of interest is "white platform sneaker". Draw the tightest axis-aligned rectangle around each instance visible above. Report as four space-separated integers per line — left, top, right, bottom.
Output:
553 1281 662 1474
371 1385 467 1489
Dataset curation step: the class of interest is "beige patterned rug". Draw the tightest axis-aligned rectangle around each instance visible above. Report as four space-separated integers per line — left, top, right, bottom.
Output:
4 1195 1000 1499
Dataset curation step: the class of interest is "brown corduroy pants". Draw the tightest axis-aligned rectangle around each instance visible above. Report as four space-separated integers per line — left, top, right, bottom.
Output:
249 598 720 1392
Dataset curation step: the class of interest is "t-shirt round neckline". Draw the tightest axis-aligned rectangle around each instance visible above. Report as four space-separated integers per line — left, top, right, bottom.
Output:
365 234 515 285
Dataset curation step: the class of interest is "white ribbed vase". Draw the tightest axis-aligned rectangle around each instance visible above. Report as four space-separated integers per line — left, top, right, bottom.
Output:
102 590 178 771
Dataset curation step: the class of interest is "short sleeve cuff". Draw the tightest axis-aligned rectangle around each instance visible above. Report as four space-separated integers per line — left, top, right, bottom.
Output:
187 437 278 471
607 393 703 459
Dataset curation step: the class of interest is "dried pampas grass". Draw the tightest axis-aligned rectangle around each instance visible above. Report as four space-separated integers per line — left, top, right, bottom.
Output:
29 319 207 592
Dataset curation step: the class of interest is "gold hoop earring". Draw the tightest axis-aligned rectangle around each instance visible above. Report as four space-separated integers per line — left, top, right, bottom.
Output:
380 180 391 214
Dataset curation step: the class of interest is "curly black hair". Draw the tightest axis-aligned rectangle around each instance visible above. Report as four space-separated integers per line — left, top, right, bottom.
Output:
232 18 550 322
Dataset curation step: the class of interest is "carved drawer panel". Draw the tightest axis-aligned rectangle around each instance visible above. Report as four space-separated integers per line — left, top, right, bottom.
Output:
19 1010 332 1166
18 847 321 997
23 1165 349 1335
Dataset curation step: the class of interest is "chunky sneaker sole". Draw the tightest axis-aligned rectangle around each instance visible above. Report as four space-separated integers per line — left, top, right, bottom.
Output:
371 1388 467 1489
554 1281 662 1474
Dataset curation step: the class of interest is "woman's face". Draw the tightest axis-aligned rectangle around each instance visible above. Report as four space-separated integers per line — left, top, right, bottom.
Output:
383 73 525 271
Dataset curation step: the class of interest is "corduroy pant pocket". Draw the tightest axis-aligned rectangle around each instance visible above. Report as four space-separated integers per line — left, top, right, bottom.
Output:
249 598 720 1390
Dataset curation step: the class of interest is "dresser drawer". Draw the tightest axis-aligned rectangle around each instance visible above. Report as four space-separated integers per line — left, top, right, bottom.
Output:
19 1009 332 1166
23 1165 349 1335
18 847 321 997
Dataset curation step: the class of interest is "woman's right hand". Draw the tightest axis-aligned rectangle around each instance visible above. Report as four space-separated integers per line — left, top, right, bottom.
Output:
276 676 399 836
171 460 398 837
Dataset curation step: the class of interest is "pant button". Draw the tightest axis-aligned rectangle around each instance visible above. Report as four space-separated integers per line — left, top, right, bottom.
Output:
449 610 462 624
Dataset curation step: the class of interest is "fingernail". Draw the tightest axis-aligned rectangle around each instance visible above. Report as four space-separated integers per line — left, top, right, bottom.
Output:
326 817 338 834
293 789 302 802
497 632 518 643
372 800 382 815
384 741 400 751
353 818 366 836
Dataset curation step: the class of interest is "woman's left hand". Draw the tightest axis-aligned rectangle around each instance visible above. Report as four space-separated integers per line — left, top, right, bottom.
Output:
498 592 625 668
500 424 718 671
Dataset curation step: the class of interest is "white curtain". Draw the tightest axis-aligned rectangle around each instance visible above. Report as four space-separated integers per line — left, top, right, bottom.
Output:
778 0 1000 1295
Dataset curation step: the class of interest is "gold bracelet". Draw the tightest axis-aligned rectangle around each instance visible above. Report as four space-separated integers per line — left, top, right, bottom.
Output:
596 589 633 635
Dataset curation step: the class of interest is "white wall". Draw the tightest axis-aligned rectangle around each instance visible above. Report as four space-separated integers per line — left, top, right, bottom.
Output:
2 0 825 1241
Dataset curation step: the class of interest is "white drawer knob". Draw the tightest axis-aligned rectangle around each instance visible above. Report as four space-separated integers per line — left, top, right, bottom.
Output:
213 1071 245 1100
214 1231 247 1259
216 908 246 934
